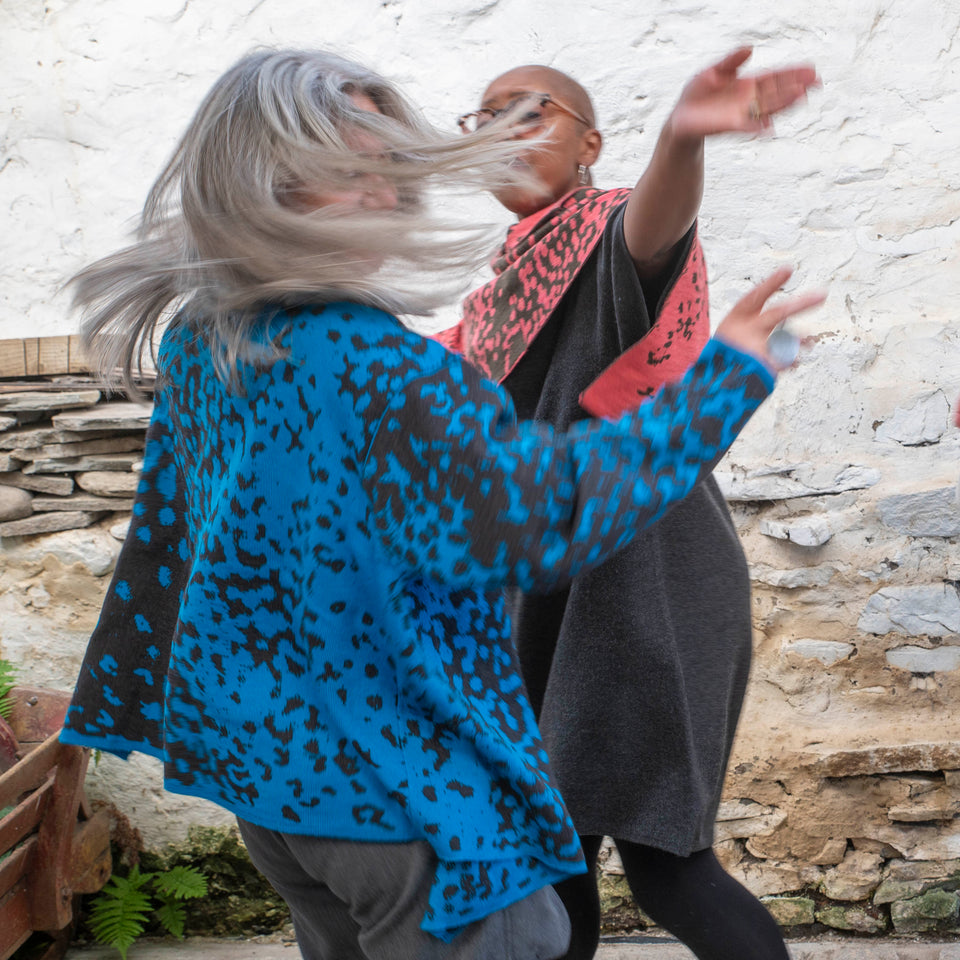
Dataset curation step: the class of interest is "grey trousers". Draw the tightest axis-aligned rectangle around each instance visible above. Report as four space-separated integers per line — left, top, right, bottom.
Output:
237 819 571 960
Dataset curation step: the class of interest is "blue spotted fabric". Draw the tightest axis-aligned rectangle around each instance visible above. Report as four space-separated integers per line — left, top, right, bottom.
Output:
62 302 772 938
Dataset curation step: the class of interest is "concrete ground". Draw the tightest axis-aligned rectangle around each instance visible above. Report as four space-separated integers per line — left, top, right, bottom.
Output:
64 936 960 959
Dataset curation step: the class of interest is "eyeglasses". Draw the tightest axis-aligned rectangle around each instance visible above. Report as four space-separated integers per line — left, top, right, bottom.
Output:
456 93 590 134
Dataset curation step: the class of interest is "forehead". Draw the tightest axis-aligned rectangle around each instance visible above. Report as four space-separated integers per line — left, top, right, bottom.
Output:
481 67 561 106
349 91 382 114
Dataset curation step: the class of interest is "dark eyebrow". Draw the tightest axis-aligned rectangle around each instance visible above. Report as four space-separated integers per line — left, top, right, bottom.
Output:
480 90 539 109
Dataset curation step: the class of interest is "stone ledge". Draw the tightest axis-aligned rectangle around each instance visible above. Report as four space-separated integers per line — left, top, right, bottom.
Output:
0 510 106 538
799 743 960 779
23 453 141 474
0 389 100 411
52 401 153 432
0 472 73 495
33 494 135 513
716 464 880 502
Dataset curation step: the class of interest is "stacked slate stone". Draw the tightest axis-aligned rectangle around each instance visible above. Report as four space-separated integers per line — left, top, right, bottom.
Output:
0 384 153 539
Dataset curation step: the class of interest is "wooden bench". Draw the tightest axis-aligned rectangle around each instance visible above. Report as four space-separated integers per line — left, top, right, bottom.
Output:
0 688 111 960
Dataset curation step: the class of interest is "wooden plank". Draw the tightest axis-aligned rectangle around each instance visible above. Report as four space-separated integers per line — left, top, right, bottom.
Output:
6 688 72 748
68 810 112 894
37 339 71 377
0 735 100 954
0 778 51 855
0 342 26 380
0 336 98 380
0 837 32 900
23 340 40 377
0 877 32 960
0 734 62 805
30 743 86 930
68 335 93 374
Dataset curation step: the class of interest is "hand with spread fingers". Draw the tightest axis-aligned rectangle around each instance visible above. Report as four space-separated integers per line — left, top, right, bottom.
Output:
669 46 820 141
625 46 819 275
715 266 827 372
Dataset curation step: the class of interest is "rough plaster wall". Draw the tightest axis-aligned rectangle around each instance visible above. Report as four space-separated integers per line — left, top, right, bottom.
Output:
2 0 960 863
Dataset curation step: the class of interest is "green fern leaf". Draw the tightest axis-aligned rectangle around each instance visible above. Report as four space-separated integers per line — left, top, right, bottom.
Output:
153 865 208 900
122 864 155 891
0 659 17 721
87 884 152 960
155 899 187 939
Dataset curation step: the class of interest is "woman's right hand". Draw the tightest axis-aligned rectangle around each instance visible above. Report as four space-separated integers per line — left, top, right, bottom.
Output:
668 47 819 142
715 267 826 373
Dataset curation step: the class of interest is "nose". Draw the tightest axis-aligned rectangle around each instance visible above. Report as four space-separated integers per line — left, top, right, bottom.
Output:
361 174 398 211
510 123 541 142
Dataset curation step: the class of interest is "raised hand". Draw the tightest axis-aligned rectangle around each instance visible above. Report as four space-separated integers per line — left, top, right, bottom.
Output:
669 46 819 141
715 267 826 372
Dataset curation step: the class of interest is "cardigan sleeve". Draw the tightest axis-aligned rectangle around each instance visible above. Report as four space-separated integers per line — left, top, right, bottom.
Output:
61 389 191 758
361 337 773 593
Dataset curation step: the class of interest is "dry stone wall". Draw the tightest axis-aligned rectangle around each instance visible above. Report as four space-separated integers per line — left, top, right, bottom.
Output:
0 388 148 537
699 402 960 936
3 0 960 938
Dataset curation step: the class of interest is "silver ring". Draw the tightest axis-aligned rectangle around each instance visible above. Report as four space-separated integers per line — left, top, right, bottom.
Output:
766 324 800 366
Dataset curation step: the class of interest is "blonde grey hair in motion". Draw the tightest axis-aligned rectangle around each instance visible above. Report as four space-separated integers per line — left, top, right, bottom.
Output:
70 48 540 396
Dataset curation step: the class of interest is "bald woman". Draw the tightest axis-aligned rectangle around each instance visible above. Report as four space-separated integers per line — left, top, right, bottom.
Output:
440 49 818 960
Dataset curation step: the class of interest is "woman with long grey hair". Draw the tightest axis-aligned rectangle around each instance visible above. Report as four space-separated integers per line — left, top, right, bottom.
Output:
61 48 823 959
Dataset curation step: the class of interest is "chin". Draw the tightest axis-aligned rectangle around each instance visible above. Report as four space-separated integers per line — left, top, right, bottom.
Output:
493 185 552 219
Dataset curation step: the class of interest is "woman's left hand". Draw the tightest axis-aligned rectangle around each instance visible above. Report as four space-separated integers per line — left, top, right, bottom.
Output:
669 46 819 141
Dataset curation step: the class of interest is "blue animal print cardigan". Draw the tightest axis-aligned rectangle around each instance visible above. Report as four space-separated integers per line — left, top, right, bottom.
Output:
62 302 772 938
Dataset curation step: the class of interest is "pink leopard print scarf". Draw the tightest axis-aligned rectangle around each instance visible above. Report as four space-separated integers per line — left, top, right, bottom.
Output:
436 187 709 416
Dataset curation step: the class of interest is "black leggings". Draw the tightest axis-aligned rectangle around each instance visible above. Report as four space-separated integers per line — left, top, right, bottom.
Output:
556 836 789 960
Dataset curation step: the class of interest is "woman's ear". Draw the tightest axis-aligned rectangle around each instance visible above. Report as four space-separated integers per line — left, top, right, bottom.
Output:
578 128 602 167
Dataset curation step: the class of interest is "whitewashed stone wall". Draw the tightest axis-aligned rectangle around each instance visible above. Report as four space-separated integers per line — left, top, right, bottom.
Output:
3 0 960 928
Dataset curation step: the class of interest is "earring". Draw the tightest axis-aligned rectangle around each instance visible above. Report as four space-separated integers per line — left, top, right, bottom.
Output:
577 163 589 185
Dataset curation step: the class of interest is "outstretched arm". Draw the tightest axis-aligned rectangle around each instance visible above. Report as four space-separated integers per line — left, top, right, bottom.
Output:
363 270 825 592
624 47 819 279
